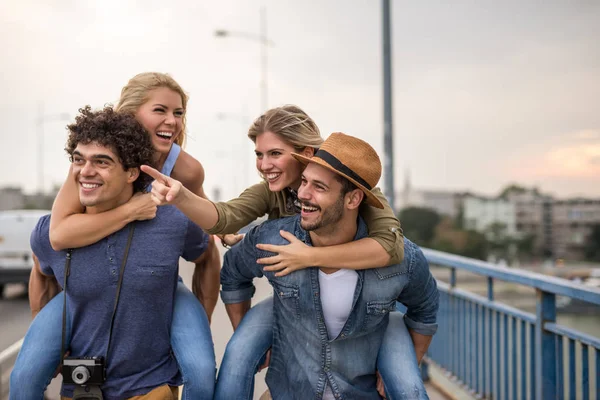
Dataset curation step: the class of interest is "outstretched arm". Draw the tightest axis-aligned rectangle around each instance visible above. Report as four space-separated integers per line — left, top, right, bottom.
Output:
144 159 273 235
49 165 156 250
141 165 220 230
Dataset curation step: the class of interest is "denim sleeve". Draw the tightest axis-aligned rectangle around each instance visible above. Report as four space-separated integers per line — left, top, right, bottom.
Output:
397 244 439 336
29 215 54 276
220 225 265 304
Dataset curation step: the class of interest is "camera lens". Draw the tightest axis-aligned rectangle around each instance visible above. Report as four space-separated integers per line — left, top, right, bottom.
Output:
72 366 90 385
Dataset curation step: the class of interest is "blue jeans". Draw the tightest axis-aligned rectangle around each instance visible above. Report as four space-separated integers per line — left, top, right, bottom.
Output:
9 281 215 400
214 297 428 400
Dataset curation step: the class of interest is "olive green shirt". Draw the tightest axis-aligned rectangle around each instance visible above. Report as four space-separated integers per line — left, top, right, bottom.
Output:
208 181 404 264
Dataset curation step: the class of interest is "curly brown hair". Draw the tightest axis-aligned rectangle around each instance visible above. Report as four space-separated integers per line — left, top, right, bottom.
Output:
65 105 155 193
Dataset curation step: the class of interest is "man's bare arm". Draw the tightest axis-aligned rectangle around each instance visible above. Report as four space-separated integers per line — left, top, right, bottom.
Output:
29 253 61 319
191 236 220 324
409 329 433 364
224 300 251 331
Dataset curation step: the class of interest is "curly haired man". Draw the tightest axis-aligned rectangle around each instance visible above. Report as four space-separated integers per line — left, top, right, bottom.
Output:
11 106 215 400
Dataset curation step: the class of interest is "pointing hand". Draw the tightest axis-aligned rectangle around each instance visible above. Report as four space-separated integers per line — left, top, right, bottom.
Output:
140 165 184 206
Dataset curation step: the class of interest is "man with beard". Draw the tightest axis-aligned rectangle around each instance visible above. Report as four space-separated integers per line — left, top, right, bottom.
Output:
219 133 439 400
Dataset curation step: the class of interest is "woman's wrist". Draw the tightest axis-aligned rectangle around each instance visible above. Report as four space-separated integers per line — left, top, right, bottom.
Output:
306 246 320 268
122 200 137 223
175 185 195 208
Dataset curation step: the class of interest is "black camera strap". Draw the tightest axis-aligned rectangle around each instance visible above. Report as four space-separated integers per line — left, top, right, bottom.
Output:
60 224 136 366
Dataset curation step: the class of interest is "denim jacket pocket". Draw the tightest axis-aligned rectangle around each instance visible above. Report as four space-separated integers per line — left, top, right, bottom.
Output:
373 261 409 280
362 299 397 332
271 280 300 319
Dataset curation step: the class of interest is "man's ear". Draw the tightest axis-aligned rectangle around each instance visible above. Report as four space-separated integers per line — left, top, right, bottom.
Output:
127 167 140 184
346 189 364 210
302 146 315 158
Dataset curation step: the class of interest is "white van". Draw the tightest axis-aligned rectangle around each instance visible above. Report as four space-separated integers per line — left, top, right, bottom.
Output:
0 209 50 297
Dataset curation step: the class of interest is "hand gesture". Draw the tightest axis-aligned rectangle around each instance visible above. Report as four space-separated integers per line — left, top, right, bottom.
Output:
257 230 313 277
140 165 184 206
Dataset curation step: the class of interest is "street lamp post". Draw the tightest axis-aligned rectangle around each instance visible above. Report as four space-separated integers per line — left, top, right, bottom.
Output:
215 6 273 113
37 103 70 194
382 0 396 211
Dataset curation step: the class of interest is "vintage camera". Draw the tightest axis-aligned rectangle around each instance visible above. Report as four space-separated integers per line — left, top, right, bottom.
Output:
62 356 106 386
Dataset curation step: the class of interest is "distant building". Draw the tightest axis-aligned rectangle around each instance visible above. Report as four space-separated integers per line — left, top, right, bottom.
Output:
0 186 58 211
552 198 600 260
396 169 461 218
0 187 26 210
463 195 517 238
396 172 600 261
506 189 554 257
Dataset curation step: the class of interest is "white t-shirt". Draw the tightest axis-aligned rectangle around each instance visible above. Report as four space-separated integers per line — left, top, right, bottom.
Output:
318 268 359 400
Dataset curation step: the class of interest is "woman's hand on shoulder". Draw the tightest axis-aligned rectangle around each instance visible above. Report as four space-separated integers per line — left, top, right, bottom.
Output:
125 192 157 221
257 230 315 277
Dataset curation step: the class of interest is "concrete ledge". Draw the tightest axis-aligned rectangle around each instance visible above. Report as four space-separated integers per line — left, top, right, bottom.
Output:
425 361 477 400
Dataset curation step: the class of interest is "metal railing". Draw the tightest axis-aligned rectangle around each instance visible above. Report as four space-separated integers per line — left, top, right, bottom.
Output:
0 338 23 399
423 248 600 400
2 248 599 400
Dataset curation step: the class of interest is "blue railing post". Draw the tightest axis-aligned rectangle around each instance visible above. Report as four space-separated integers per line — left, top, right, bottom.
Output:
450 268 457 376
535 290 557 400
450 268 457 287
581 345 589 400
422 249 600 400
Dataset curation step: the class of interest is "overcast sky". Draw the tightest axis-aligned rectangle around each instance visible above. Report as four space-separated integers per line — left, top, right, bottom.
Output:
1 0 599 200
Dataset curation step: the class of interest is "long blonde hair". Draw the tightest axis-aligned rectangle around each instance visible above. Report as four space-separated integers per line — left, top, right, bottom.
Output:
248 105 323 151
115 72 189 147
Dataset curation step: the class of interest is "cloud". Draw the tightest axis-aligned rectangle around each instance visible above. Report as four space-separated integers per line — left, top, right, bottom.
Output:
569 129 600 141
513 129 600 179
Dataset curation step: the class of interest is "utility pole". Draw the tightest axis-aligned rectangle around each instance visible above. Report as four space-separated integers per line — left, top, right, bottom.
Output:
382 0 396 211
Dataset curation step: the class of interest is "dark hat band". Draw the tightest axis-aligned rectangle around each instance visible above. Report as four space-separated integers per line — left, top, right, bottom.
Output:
315 149 372 190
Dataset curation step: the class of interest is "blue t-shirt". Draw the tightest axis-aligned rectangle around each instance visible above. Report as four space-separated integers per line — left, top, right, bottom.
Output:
30 206 208 400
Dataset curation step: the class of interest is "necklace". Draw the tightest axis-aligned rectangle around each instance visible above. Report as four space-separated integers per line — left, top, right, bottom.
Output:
285 188 302 214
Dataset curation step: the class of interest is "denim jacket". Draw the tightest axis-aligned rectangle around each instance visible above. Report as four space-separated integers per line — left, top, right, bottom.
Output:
220 215 439 400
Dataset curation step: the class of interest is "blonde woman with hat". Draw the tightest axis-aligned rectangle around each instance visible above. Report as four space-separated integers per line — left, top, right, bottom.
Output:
13 73 218 400
143 106 433 399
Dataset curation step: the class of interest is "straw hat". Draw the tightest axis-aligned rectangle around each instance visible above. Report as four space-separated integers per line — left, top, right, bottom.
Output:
291 132 384 209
